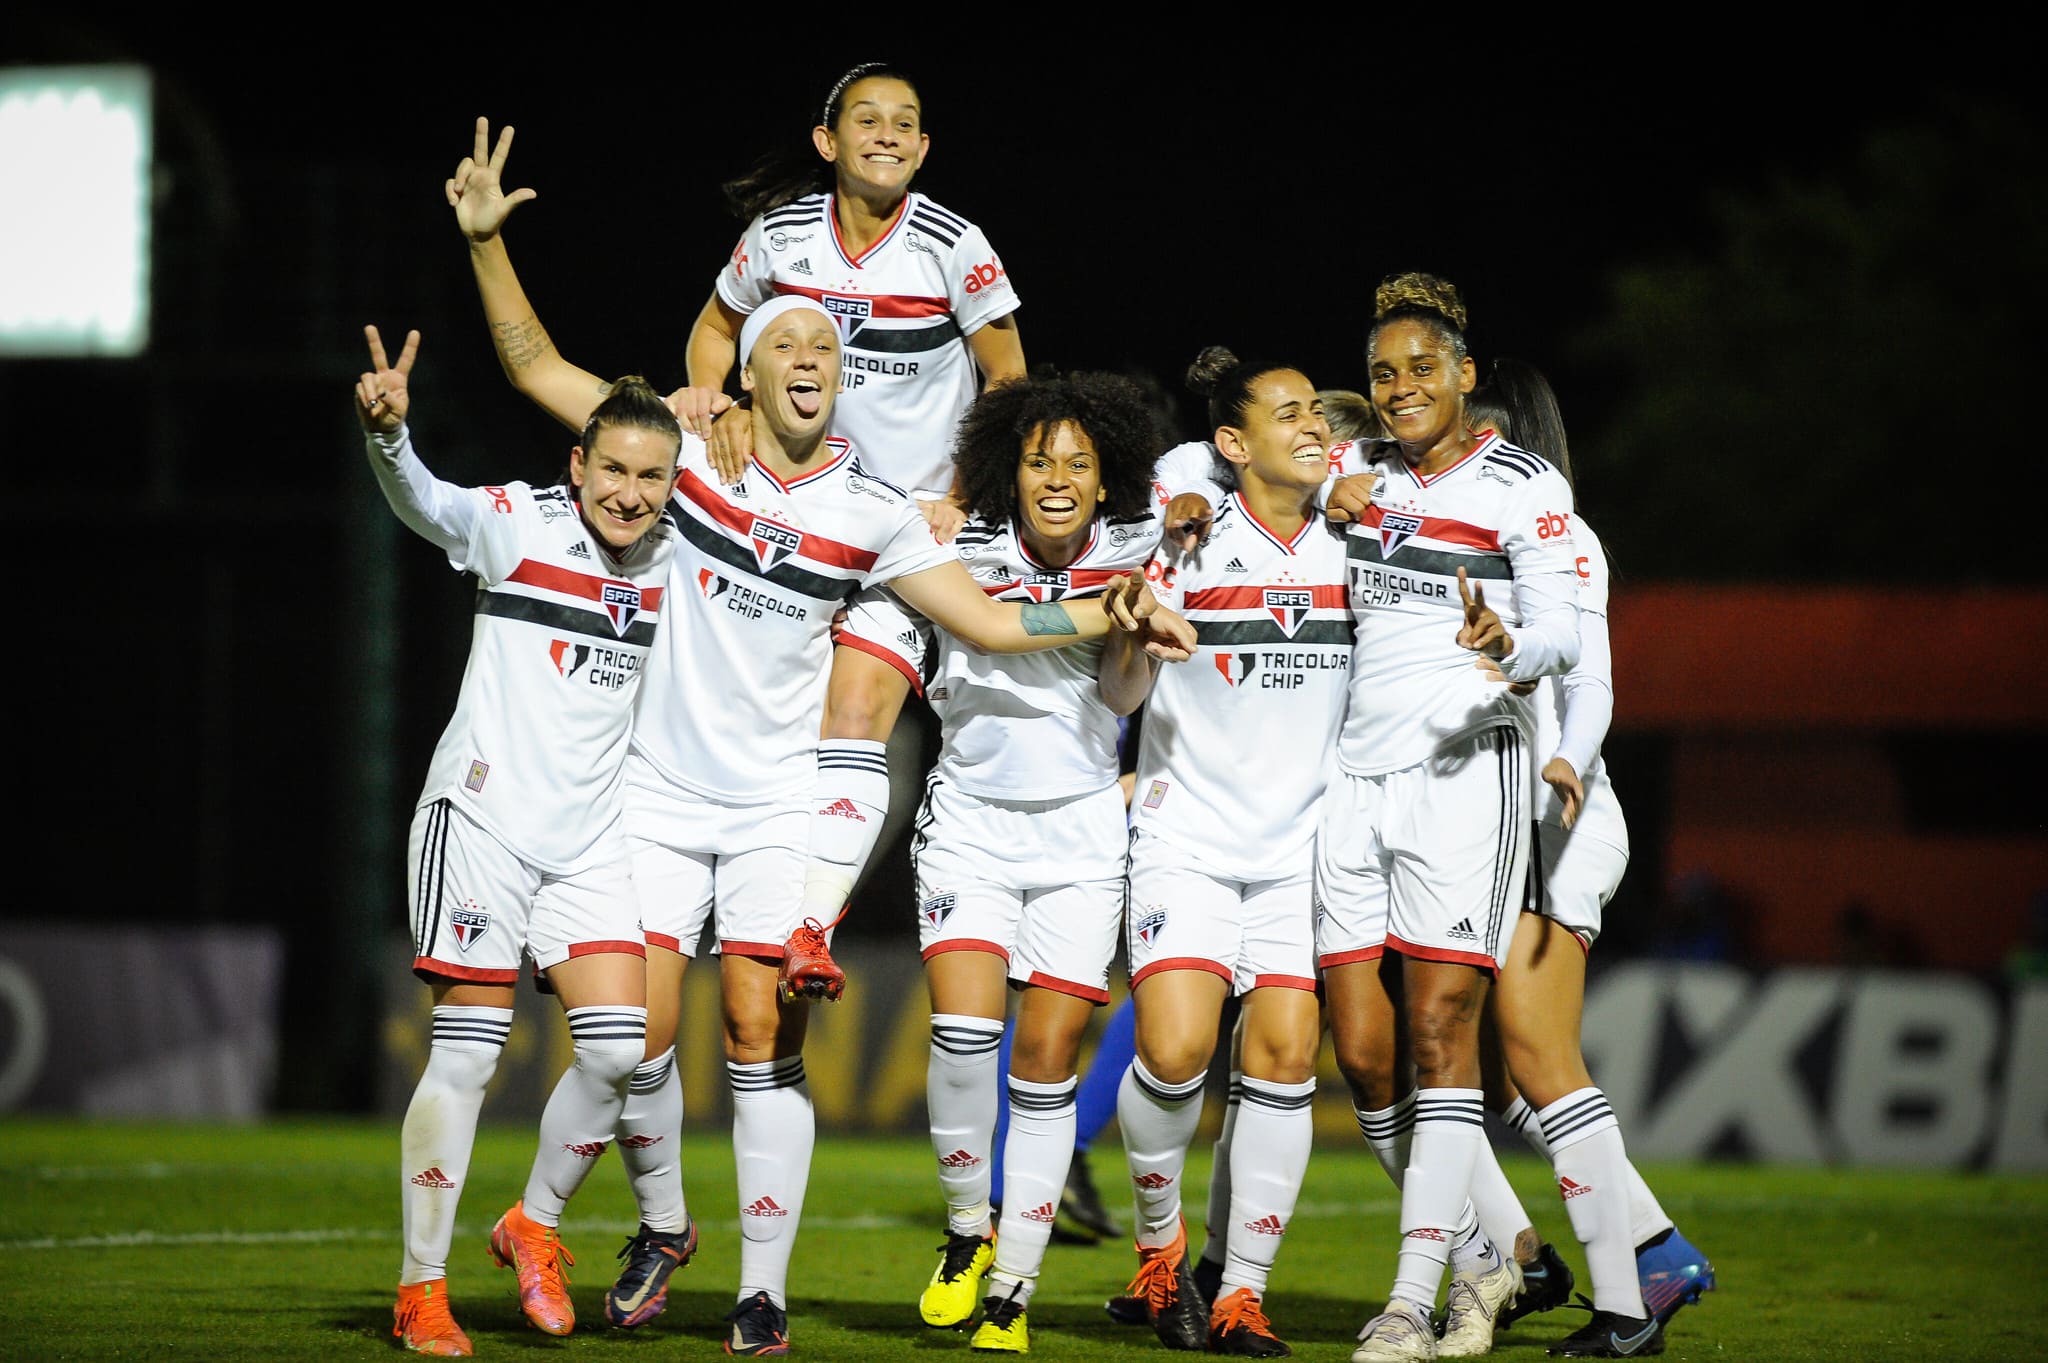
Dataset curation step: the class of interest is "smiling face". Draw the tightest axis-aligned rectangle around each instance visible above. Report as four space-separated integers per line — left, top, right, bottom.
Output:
1369 317 1476 464
571 425 679 552
1218 368 1331 497
740 309 840 444
813 77 927 203
1016 420 1106 562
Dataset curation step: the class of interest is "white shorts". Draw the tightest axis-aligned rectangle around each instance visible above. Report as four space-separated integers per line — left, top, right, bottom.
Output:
1526 820 1629 948
1314 725 1531 972
623 758 810 960
1126 830 1316 994
407 799 643 984
912 776 1127 1002
833 587 930 696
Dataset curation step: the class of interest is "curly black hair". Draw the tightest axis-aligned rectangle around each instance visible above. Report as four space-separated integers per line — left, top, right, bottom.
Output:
951 372 1162 526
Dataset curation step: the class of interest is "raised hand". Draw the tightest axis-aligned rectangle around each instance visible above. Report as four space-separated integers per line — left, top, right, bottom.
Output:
1162 493 1213 553
665 385 736 445
704 402 756 482
356 324 420 433
447 117 537 244
1542 756 1584 828
1455 565 1511 659
919 496 968 545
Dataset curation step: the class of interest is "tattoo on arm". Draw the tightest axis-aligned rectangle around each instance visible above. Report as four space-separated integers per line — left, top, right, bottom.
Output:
1020 602 1078 636
490 316 553 372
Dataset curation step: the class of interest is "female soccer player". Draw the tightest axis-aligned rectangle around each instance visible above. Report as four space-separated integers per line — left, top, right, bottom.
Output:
1467 359 1716 1356
449 180 1192 1351
1317 273 1585 1363
831 371 1164 1354
366 327 680 1357
674 62 1029 941
1108 347 1351 1358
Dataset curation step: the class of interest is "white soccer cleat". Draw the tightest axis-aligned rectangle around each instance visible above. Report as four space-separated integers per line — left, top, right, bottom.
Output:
1437 1258 1523 1357
1352 1301 1438 1363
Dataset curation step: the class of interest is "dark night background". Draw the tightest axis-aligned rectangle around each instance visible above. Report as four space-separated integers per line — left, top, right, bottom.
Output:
8 27 2041 1108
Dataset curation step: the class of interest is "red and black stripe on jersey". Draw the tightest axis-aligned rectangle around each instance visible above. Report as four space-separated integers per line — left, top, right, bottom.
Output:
1179 583 1353 648
673 467 881 605
1348 507 1515 583
475 561 666 647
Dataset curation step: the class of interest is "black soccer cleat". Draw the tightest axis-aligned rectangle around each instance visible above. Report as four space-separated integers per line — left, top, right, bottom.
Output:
1550 1309 1665 1357
1499 1241 1576 1329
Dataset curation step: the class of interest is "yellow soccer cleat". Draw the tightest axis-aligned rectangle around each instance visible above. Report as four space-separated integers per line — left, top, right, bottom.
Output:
920 1229 996 1327
970 1287 1030 1353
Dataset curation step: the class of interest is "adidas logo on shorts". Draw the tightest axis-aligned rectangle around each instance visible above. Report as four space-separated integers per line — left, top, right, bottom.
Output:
1448 918 1477 941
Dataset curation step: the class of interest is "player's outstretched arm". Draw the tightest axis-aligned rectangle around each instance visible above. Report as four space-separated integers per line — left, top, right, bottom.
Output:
356 325 481 554
891 559 1197 659
354 323 417 434
449 117 610 434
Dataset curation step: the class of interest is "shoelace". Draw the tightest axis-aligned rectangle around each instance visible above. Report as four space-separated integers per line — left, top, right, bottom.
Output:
1125 1244 1185 1311
397 1287 461 1340
935 1233 990 1279
617 1232 681 1278
528 1229 575 1292
1213 1290 1274 1337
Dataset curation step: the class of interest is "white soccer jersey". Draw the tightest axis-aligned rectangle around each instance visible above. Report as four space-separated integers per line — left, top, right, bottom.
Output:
1338 432 1583 777
921 511 1160 801
1149 438 1377 513
367 426 674 873
716 191 1020 499
631 432 953 804
1129 495 1352 880
1532 516 1626 850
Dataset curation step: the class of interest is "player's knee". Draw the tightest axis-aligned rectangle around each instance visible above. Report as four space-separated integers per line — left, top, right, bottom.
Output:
574 1035 646 1091
424 1040 502 1094
823 668 905 741
1134 1037 1212 1088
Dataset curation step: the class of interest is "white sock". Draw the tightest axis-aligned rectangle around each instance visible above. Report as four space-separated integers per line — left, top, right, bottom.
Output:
1357 1093 1415 1186
928 1014 1005 1235
1506 1093 1671 1251
1118 1059 1206 1247
1540 1088 1646 1317
1466 1136 1535 1265
522 1006 646 1224
1219 1075 1313 1297
992 1074 1078 1293
617 1046 687 1233
1390 1088 1487 1314
1201 1072 1243 1269
400 1006 511 1284
800 740 889 923
731 1057 813 1309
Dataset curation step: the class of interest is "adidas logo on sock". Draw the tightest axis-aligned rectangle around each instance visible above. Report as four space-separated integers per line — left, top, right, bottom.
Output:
1559 1176 1592 1199
820 797 866 821
1447 917 1477 941
619 1134 663 1149
791 258 812 275
743 1196 790 1218
1243 1213 1285 1235
561 1140 609 1158
1022 1201 1057 1223
1225 557 1247 572
1132 1172 1172 1190
939 1149 983 1168
410 1166 456 1189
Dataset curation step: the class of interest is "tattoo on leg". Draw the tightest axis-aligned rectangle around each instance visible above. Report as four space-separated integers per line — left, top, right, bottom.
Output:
1020 602 1078 636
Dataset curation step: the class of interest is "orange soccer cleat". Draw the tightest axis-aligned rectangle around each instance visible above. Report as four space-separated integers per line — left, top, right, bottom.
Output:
488 1199 576 1335
777 908 848 1002
394 1279 473 1357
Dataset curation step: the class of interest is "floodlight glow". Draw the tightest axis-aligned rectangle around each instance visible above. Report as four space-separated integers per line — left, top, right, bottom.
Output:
0 66 153 357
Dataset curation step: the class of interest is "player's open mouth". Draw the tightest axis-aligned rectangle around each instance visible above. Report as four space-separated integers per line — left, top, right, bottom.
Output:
866 154 903 165
789 379 823 418
1293 443 1326 464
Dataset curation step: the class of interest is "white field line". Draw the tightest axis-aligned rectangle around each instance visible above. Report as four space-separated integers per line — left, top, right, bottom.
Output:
0 1199 1399 1252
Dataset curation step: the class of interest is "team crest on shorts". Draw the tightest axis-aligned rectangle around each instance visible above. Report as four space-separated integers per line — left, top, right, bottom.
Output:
1264 588 1313 637
602 582 643 635
1142 779 1169 810
1378 511 1424 557
450 905 490 952
922 892 957 929
749 517 803 572
1134 907 1168 947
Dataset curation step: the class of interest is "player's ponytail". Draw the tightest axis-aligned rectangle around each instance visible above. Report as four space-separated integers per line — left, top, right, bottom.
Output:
1184 345 1301 436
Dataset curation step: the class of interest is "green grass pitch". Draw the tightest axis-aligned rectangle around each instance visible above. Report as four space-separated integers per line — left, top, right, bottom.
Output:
3 1118 2042 1360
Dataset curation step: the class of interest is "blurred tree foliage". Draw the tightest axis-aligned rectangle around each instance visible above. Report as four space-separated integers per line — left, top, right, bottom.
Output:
1566 97 2042 582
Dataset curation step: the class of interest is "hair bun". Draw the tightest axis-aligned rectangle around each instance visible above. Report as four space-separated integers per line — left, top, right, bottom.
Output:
1184 345 1241 397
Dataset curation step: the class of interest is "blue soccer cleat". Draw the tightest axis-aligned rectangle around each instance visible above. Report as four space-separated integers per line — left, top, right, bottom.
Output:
1635 1228 1715 1328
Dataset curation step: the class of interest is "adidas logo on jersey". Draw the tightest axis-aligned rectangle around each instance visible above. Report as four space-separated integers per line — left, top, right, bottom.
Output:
1225 557 1247 572
1447 918 1477 941
566 541 591 559
743 1196 789 1218
790 257 812 275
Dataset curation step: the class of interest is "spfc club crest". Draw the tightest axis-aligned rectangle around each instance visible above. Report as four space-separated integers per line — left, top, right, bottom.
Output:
750 517 802 572
1134 907 1168 947
1264 588 1312 637
922 892 957 930
822 293 871 342
602 582 642 635
1022 571 1070 603
450 906 490 952
1378 511 1424 557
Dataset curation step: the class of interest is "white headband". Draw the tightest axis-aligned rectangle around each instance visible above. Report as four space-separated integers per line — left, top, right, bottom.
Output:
739 296 836 364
